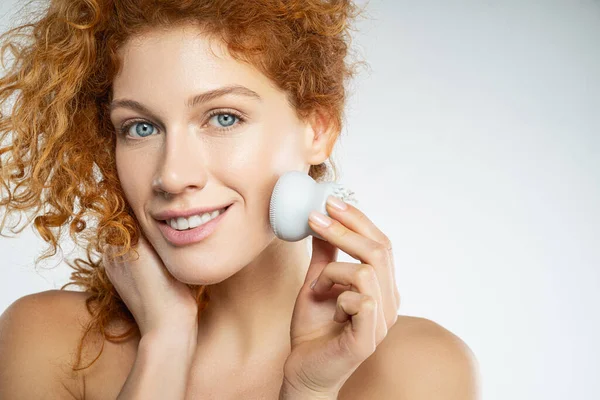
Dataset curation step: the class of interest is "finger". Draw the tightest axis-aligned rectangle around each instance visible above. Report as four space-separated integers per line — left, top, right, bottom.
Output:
308 211 390 269
102 244 122 279
323 196 397 293
303 236 339 287
312 262 380 297
104 243 133 266
334 291 378 360
312 262 387 342
309 213 400 330
325 196 391 251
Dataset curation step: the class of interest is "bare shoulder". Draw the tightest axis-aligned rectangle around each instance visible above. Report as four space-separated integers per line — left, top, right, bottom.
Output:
339 315 481 400
0 289 92 398
0 289 138 400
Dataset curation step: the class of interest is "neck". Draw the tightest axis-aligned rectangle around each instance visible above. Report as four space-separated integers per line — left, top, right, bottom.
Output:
194 237 311 367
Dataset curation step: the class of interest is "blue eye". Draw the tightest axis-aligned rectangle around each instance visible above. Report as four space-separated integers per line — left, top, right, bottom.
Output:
212 113 236 128
205 110 246 131
127 122 155 138
118 110 246 140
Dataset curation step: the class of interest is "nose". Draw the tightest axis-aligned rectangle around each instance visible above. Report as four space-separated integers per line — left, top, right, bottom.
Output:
151 127 208 197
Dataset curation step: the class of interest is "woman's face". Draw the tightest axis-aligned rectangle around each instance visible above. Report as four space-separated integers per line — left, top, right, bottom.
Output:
109 25 321 284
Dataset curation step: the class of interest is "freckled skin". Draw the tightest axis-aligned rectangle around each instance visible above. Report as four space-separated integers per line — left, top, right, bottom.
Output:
109 23 332 377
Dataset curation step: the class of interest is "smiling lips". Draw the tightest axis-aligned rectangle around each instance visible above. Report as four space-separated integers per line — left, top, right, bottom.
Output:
153 202 233 221
156 203 232 246
166 206 228 231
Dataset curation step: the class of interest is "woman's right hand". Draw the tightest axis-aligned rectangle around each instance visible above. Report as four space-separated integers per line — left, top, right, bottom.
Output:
103 233 199 338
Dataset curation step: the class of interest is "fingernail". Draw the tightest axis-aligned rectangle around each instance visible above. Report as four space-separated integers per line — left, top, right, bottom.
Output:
309 210 332 228
310 279 318 290
327 195 348 211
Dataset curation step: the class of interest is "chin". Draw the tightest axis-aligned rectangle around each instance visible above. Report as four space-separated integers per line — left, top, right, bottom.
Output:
159 252 240 285
153 223 276 284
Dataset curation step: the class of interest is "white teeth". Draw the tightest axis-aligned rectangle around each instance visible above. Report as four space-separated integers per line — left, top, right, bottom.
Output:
168 207 226 231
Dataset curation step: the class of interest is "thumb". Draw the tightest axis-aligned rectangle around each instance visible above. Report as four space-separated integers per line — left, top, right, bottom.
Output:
304 235 338 285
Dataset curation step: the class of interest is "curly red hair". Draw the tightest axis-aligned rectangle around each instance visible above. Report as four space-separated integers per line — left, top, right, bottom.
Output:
0 0 368 371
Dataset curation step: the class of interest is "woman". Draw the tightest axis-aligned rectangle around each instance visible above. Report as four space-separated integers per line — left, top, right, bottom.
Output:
0 0 479 398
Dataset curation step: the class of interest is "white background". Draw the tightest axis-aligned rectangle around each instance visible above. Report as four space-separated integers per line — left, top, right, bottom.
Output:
1 1 599 399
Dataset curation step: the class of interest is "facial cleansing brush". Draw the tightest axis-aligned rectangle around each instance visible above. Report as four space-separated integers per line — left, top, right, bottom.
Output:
269 170 358 242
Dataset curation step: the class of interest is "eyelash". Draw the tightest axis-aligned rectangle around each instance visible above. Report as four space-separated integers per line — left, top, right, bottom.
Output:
117 109 247 139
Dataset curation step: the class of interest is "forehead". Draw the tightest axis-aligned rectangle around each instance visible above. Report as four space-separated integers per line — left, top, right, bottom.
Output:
112 25 276 99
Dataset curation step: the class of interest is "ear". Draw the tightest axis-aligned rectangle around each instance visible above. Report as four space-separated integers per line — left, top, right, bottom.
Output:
302 109 337 166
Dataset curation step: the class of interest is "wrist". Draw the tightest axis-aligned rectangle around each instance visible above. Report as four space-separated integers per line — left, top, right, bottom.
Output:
141 324 198 358
140 314 199 339
279 375 337 400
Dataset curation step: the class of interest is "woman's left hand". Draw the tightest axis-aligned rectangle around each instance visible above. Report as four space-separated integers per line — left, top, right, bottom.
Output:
282 195 401 398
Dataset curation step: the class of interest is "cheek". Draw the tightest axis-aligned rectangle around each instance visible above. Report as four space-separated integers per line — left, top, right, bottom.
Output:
222 135 304 189
115 149 152 206
269 141 305 176
254 129 306 175
216 133 302 209
221 143 266 174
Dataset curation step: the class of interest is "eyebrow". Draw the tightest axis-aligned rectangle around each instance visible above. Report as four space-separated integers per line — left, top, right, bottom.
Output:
109 85 262 117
